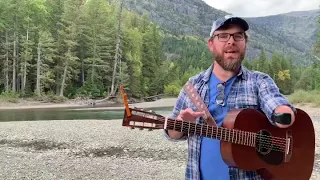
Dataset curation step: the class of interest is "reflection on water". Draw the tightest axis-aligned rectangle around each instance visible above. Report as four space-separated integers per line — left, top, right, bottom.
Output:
0 107 174 122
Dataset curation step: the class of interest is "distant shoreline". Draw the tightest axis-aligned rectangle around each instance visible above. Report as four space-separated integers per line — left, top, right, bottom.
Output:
0 98 319 118
0 98 177 111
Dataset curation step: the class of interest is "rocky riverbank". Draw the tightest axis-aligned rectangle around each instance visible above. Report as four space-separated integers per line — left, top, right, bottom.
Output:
0 98 319 179
0 116 319 179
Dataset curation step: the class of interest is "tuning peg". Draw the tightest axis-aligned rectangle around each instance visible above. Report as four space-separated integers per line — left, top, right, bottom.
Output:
148 129 153 131
139 128 144 130
130 127 135 130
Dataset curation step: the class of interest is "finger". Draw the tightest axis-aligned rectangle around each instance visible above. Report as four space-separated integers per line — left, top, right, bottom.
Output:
193 111 206 117
183 108 193 114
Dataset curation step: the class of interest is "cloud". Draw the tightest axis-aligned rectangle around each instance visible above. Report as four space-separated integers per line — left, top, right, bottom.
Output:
203 0 319 17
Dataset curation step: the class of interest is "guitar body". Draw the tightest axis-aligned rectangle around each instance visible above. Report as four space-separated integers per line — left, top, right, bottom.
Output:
220 108 315 180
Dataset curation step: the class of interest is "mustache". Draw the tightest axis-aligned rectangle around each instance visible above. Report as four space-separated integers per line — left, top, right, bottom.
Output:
224 46 239 52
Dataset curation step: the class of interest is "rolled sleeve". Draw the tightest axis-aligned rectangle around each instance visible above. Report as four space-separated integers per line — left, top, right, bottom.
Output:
257 74 296 125
163 86 188 142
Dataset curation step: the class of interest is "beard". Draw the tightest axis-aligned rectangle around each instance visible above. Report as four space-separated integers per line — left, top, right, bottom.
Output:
214 48 245 72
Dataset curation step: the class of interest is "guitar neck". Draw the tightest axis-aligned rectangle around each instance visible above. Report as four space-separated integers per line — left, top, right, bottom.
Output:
125 109 256 147
166 118 256 147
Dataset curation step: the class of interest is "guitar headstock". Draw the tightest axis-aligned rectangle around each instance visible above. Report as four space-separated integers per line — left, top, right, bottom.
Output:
122 107 166 131
120 86 165 131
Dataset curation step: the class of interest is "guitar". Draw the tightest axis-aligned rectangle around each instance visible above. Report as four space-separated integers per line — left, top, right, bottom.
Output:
119 87 315 180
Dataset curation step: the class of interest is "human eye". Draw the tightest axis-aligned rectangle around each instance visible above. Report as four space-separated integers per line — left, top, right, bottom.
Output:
234 32 244 40
218 33 229 39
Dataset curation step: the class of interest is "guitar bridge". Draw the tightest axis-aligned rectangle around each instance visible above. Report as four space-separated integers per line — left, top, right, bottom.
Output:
284 130 293 163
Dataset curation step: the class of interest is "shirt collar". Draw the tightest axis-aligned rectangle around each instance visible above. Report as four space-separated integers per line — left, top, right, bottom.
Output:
201 63 248 83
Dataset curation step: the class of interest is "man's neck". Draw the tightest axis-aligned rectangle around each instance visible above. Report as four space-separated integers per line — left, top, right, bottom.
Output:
212 62 239 82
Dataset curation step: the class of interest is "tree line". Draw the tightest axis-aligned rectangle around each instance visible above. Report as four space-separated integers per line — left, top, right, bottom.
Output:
0 0 319 101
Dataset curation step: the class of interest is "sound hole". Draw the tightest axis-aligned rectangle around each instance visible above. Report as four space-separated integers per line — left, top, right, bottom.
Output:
255 130 284 165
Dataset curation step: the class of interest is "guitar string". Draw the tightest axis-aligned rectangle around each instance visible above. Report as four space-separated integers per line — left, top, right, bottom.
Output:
131 111 287 152
134 108 288 144
166 121 287 150
164 118 288 151
158 117 287 143
166 123 286 150
165 124 286 152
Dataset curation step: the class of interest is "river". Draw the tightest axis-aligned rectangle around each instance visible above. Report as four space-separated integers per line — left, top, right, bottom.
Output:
0 106 174 122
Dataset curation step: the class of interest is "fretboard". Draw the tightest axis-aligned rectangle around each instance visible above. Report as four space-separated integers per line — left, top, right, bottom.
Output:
166 118 256 147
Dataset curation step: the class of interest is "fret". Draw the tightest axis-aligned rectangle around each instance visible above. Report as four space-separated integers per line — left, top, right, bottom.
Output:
241 131 244 146
211 126 214 138
174 119 176 131
244 132 247 146
242 131 245 146
224 129 227 142
220 128 223 141
181 121 184 132
188 121 191 135
246 132 249 146
216 128 219 139
240 131 242 145
252 133 255 147
194 123 197 135
235 129 237 144
228 129 231 142
206 125 208 137
200 124 202 136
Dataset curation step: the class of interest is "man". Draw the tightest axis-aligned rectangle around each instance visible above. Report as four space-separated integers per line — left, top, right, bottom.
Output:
164 15 296 180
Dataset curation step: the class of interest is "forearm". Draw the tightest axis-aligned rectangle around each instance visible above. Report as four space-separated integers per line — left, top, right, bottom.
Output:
257 74 296 127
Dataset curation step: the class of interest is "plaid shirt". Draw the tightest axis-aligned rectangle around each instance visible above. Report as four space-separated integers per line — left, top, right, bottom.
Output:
164 64 295 180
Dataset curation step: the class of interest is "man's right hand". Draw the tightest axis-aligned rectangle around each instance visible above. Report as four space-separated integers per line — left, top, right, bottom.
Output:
168 108 205 139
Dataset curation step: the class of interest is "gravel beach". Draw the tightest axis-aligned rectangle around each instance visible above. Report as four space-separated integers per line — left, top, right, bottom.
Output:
0 99 319 180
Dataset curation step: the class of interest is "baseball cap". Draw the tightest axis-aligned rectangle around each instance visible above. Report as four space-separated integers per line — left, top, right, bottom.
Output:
209 15 249 37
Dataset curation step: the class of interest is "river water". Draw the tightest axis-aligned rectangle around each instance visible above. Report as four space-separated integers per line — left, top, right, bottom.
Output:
0 107 174 122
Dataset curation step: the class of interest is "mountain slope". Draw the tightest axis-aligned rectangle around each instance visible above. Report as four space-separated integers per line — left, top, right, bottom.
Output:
123 0 319 65
247 9 320 53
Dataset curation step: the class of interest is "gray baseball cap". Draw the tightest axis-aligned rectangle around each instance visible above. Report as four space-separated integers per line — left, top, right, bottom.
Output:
210 15 249 37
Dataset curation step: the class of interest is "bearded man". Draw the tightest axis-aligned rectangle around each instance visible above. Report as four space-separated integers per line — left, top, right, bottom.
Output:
164 15 296 180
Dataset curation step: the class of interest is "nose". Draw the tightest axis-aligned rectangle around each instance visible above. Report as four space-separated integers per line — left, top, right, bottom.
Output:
227 35 235 45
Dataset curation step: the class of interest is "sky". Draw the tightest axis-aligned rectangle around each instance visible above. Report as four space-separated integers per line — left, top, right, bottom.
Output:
203 0 319 17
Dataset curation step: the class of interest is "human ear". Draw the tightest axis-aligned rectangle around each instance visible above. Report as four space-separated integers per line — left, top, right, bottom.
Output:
207 39 214 52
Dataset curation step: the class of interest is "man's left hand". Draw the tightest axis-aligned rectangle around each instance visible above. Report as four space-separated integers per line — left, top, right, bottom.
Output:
273 105 295 128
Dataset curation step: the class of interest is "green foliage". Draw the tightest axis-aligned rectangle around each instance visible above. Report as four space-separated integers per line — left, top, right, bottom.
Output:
164 82 181 96
76 81 101 98
0 0 319 105
0 91 20 103
287 90 320 105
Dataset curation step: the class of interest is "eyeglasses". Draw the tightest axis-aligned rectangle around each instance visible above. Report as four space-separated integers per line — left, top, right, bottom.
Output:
216 83 225 106
212 32 245 42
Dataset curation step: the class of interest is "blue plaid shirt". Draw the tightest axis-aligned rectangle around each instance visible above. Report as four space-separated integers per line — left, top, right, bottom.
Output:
164 64 295 180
